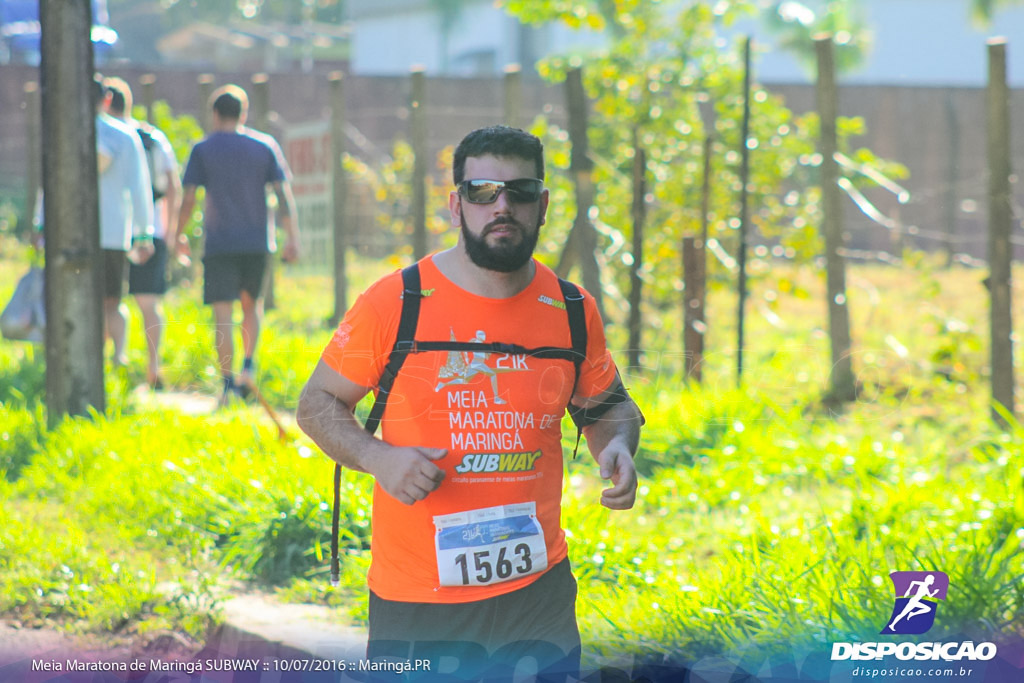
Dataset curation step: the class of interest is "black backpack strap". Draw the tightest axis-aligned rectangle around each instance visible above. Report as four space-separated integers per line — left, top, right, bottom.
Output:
137 126 156 150
363 264 423 436
332 263 422 586
557 278 588 458
411 340 579 361
330 461 344 586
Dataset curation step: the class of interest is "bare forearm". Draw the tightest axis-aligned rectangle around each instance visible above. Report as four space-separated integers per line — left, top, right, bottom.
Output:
297 368 448 504
175 192 196 242
582 400 643 461
274 184 299 241
296 385 381 474
279 212 299 243
162 176 180 243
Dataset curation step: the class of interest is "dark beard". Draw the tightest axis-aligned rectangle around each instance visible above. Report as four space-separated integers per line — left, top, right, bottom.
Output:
461 215 541 273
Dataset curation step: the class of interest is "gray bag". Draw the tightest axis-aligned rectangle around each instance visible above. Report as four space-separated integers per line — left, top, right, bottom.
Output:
0 266 45 342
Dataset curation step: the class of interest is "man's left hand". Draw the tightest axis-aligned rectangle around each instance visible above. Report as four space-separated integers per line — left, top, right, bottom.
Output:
129 241 155 265
597 440 638 510
282 238 300 263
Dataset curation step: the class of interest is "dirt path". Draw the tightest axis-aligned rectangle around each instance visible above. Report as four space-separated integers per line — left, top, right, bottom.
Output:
0 621 201 673
133 386 219 415
0 389 305 680
133 385 298 432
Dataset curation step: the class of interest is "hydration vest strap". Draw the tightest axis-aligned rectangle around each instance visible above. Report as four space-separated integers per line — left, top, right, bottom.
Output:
330 462 342 586
363 265 423 437
331 264 421 586
567 378 629 428
557 278 588 458
400 340 580 361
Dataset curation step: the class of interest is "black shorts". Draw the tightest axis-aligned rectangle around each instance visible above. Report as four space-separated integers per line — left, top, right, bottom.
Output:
202 252 268 305
102 249 127 300
367 558 581 682
128 238 168 296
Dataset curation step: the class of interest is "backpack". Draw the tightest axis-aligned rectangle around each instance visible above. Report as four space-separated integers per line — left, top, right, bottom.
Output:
329 263 589 585
136 126 168 201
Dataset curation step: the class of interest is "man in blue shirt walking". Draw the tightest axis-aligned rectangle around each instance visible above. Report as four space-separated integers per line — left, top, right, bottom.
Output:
175 84 299 405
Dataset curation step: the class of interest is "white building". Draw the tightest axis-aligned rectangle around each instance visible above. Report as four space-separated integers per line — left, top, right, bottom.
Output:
348 0 602 76
348 0 1024 86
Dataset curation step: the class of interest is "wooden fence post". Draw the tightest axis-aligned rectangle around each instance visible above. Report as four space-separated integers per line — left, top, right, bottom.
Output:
330 71 349 326
815 34 856 404
987 37 1014 424
251 73 271 132
252 73 277 311
22 81 40 236
410 67 428 261
683 236 705 383
628 125 646 370
39 0 105 425
139 73 156 124
943 92 958 268
736 36 752 385
503 64 522 128
197 73 215 131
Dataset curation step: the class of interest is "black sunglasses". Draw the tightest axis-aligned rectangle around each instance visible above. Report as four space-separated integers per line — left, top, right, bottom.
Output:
458 178 544 204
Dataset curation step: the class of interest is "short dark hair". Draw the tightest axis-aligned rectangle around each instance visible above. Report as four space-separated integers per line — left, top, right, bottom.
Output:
103 77 132 116
211 85 248 120
452 126 544 185
91 75 107 108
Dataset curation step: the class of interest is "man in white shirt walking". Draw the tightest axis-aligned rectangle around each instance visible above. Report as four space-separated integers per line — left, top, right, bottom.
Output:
93 75 154 366
103 77 180 388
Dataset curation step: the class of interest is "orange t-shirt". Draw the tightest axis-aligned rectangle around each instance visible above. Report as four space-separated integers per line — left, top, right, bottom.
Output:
320 255 617 603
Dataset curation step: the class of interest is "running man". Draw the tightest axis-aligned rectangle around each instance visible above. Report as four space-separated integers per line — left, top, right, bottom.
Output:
888 574 939 631
434 330 506 404
298 125 643 681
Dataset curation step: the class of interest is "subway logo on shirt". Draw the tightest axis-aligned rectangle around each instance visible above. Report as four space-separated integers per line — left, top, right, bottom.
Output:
454 451 543 474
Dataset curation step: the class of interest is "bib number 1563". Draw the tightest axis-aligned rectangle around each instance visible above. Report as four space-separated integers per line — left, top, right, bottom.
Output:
434 503 548 587
454 543 533 585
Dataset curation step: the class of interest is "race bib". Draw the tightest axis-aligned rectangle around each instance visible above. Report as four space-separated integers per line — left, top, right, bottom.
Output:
434 502 548 587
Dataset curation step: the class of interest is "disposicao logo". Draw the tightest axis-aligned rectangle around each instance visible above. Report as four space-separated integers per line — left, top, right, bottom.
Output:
831 569 998 663
881 570 949 635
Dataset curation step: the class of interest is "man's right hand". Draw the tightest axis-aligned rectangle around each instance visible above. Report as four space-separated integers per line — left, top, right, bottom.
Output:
368 446 447 505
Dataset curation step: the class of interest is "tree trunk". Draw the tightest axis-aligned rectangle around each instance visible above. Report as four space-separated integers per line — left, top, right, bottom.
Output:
558 67 605 320
628 126 646 370
40 0 105 426
815 35 856 404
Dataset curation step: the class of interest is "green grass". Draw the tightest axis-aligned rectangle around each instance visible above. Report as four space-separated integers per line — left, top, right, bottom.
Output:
0 238 1021 663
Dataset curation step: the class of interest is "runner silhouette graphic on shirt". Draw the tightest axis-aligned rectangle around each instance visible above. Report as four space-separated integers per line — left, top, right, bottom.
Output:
435 329 506 404
887 573 938 631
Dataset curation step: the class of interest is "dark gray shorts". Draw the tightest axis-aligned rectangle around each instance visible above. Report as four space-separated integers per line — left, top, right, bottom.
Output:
366 558 581 682
202 252 267 304
128 238 168 296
